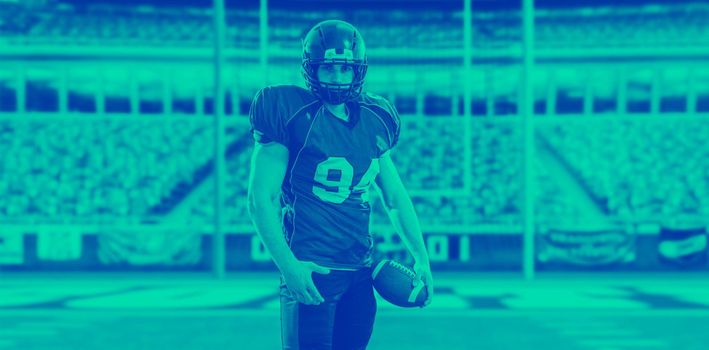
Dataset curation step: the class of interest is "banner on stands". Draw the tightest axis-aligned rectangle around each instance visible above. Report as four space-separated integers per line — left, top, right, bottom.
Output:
0 229 24 265
37 228 82 261
98 229 201 266
537 226 636 266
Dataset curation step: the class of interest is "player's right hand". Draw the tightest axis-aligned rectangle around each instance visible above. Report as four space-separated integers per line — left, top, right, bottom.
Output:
282 261 331 305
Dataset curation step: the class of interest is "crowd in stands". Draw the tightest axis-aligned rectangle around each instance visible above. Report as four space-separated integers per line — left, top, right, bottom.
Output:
0 119 213 218
2 115 706 226
394 118 465 190
541 119 709 219
187 128 252 224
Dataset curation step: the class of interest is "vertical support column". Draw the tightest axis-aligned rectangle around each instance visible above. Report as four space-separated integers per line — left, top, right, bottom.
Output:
196 83 204 116
546 71 556 116
687 68 697 114
583 70 593 116
260 0 269 86
59 68 68 113
97 70 106 115
17 67 26 114
522 0 536 280
651 68 661 115
486 69 494 117
163 68 173 115
212 0 227 279
451 91 459 116
232 85 240 117
130 73 139 116
617 68 627 115
463 0 473 194
416 90 425 116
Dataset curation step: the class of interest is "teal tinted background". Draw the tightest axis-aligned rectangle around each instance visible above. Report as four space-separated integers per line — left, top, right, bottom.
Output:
1 0 707 272
1 0 709 349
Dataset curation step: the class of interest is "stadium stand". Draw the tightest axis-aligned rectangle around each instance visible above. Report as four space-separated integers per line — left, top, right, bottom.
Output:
1 1 708 229
0 119 215 218
0 2 707 49
540 119 709 219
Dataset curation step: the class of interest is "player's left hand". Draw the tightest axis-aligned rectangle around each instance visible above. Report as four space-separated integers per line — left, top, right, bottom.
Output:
412 259 433 307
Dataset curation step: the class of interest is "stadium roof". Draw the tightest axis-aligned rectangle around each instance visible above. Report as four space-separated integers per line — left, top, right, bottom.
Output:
54 0 695 10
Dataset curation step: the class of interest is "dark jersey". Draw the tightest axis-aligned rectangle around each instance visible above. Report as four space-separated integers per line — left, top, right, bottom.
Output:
249 85 400 269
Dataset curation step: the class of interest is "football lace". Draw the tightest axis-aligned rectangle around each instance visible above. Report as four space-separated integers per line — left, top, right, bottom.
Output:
390 261 415 278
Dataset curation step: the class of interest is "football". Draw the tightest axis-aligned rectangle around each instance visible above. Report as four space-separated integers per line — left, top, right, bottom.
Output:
371 259 428 308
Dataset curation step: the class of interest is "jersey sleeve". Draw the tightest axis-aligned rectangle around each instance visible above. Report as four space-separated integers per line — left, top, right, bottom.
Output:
384 99 401 150
249 87 289 145
379 99 401 156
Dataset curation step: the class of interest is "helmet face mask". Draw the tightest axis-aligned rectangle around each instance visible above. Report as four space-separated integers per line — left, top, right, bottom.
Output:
302 20 368 105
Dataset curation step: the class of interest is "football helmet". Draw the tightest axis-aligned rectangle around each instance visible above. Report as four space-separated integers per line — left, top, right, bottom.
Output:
302 20 367 105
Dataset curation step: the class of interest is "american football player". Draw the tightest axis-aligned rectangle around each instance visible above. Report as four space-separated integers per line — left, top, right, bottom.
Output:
247 19 433 350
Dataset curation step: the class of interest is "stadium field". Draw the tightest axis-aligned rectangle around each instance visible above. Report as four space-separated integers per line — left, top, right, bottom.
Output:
1 273 709 350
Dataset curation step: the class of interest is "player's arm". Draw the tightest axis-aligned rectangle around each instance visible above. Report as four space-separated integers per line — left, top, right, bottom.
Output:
246 141 297 272
246 141 328 305
375 153 433 306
